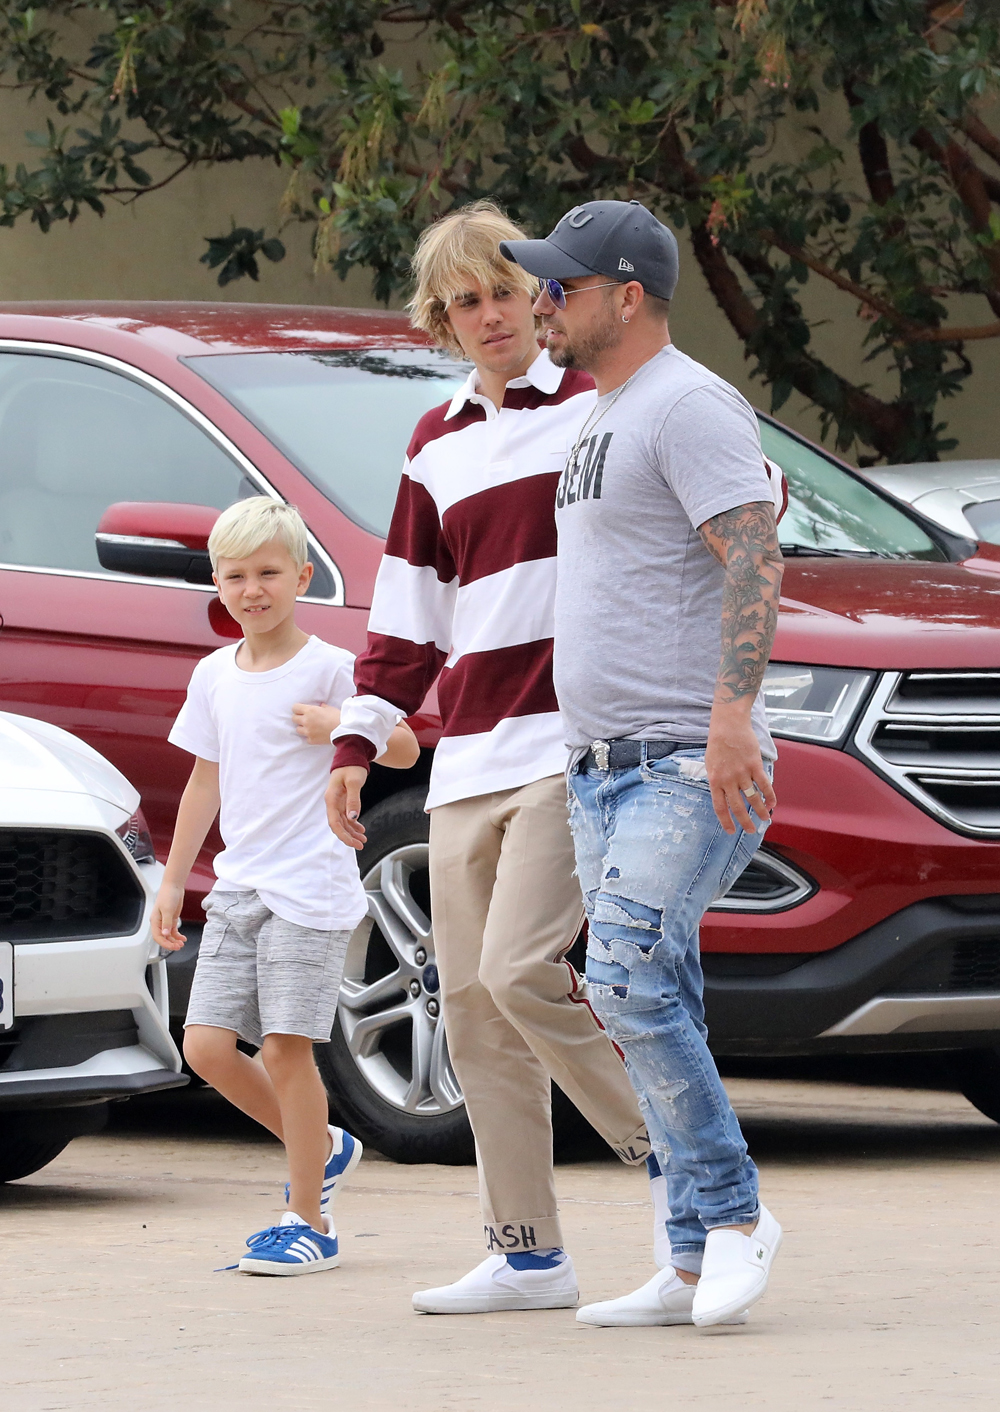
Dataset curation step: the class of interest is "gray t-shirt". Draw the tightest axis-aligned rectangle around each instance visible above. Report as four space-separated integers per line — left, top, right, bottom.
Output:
553 344 777 759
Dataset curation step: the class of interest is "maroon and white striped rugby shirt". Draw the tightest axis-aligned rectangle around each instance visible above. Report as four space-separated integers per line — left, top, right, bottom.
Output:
331 350 596 809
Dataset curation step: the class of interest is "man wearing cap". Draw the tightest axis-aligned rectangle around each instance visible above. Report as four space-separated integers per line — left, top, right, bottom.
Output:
501 201 786 1330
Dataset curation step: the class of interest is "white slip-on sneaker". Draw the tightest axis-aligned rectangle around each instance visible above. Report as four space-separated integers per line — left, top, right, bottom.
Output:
578 1267 694 1327
650 1171 671 1269
691 1204 782 1327
577 1267 749 1328
412 1253 579 1314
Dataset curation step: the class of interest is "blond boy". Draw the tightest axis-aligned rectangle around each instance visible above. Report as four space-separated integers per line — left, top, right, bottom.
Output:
152 498 417 1274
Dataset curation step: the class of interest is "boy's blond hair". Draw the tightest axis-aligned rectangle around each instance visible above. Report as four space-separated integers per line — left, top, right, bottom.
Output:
407 200 539 355
208 497 309 571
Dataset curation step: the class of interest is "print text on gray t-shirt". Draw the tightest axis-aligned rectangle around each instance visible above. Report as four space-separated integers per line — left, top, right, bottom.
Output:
553 344 777 760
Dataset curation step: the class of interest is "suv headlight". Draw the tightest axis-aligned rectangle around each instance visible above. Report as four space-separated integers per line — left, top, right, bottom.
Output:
115 808 156 864
762 663 873 744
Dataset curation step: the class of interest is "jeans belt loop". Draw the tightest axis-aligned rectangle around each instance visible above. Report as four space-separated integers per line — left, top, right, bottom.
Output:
592 739 610 771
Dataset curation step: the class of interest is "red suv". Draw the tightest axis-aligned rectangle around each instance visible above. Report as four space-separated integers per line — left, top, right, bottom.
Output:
3 302 1000 1162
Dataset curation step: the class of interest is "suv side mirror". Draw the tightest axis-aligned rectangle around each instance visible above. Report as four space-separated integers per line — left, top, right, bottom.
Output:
96 502 219 584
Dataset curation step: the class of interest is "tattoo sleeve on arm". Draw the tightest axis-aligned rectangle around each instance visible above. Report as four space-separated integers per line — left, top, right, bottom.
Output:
698 501 784 704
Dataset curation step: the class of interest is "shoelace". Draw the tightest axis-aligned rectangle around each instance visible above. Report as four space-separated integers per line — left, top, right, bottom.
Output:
215 1222 313 1271
246 1224 310 1254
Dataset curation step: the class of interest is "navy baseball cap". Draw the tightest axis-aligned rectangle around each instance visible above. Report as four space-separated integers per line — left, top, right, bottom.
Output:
500 199 679 301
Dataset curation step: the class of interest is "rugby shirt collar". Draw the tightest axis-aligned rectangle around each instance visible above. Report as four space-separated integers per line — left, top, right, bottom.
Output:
443 348 564 421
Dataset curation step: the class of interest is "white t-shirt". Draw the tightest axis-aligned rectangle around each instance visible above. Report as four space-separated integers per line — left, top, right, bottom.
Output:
168 635 368 932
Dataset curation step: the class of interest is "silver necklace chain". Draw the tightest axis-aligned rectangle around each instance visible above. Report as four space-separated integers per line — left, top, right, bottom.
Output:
566 371 637 476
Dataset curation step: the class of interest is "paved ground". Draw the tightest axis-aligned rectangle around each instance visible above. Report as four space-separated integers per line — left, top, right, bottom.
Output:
4 1072 1000 1412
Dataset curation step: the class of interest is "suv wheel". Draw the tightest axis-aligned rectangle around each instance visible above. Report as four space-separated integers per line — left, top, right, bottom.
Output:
952 1047 1000 1123
314 788 475 1165
314 788 601 1164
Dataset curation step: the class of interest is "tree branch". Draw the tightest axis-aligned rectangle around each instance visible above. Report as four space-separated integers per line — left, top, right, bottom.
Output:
687 223 913 460
843 81 896 207
105 157 196 201
757 227 912 326
913 127 1000 316
961 111 1000 171
689 223 760 340
758 226 1000 342
217 80 282 133
566 133 615 174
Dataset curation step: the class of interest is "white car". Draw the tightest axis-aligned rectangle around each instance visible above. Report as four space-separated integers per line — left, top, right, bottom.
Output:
863 459 1000 543
0 712 186 1183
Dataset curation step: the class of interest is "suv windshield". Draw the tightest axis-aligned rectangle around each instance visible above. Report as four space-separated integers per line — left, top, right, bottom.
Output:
188 349 467 536
189 350 946 560
759 419 945 561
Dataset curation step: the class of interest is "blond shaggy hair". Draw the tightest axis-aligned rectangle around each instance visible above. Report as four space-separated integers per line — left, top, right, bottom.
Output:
208 497 309 571
407 200 539 355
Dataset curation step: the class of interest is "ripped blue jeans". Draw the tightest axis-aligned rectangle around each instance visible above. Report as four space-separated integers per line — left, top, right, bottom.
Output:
568 744 771 1274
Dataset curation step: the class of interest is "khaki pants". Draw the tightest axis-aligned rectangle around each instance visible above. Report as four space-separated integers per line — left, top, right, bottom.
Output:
429 774 648 1254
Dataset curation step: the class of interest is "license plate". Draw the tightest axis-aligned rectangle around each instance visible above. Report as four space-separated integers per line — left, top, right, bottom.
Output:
0 942 12 1031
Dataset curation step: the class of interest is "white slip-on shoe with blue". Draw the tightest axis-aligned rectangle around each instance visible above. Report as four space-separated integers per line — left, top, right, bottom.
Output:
284 1125 363 1220
577 1267 749 1327
691 1204 782 1327
238 1211 340 1276
413 1251 579 1314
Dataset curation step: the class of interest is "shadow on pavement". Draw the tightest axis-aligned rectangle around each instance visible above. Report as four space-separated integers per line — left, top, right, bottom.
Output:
737 1111 1000 1165
715 1052 960 1091
98 1051 1000 1169
108 1086 280 1145
0 1180 157 1209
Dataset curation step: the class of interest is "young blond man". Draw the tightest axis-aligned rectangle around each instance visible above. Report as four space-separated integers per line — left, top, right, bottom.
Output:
152 497 417 1275
326 201 654 1315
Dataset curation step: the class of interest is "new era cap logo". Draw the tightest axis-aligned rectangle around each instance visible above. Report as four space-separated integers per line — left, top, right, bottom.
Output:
618 257 635 272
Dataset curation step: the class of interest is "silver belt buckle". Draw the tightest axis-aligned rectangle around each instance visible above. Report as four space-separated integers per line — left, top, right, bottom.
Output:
592 739 610 770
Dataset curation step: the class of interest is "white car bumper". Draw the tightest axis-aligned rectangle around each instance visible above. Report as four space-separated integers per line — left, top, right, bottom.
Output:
0 857 188 1110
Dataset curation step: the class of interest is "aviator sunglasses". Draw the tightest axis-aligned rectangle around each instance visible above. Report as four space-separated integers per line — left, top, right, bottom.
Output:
538 277 622 309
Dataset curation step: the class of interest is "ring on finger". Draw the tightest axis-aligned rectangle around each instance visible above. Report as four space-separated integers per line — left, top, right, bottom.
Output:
742 782 760 798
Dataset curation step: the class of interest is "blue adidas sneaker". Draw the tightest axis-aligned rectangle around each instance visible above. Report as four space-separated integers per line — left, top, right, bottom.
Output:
285 1124 363 1219
239 1212 340 1276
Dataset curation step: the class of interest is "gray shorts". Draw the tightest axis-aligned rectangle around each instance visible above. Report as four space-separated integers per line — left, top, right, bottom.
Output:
185 890 352 1049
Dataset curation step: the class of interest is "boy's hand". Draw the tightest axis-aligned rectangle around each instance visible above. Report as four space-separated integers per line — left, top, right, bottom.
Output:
293 702 341 744
151 883 187 951
326 767 368 850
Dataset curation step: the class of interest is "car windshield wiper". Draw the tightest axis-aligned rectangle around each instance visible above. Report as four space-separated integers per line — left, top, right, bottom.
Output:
779 543 884 559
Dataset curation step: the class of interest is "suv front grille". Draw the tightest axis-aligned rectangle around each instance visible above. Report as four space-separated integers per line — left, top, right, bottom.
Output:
0 829 143 943
857 672 1000 837
950 936 1000 990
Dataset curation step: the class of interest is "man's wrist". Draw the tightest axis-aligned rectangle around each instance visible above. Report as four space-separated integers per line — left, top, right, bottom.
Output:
711 695 756 720
332 734 377 773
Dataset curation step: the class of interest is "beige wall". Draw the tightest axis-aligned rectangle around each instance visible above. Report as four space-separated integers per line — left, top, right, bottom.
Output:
0 86 996 464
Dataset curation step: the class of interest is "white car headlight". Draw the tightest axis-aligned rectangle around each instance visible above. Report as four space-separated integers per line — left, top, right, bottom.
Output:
115 807 156 864
762 663 873 744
